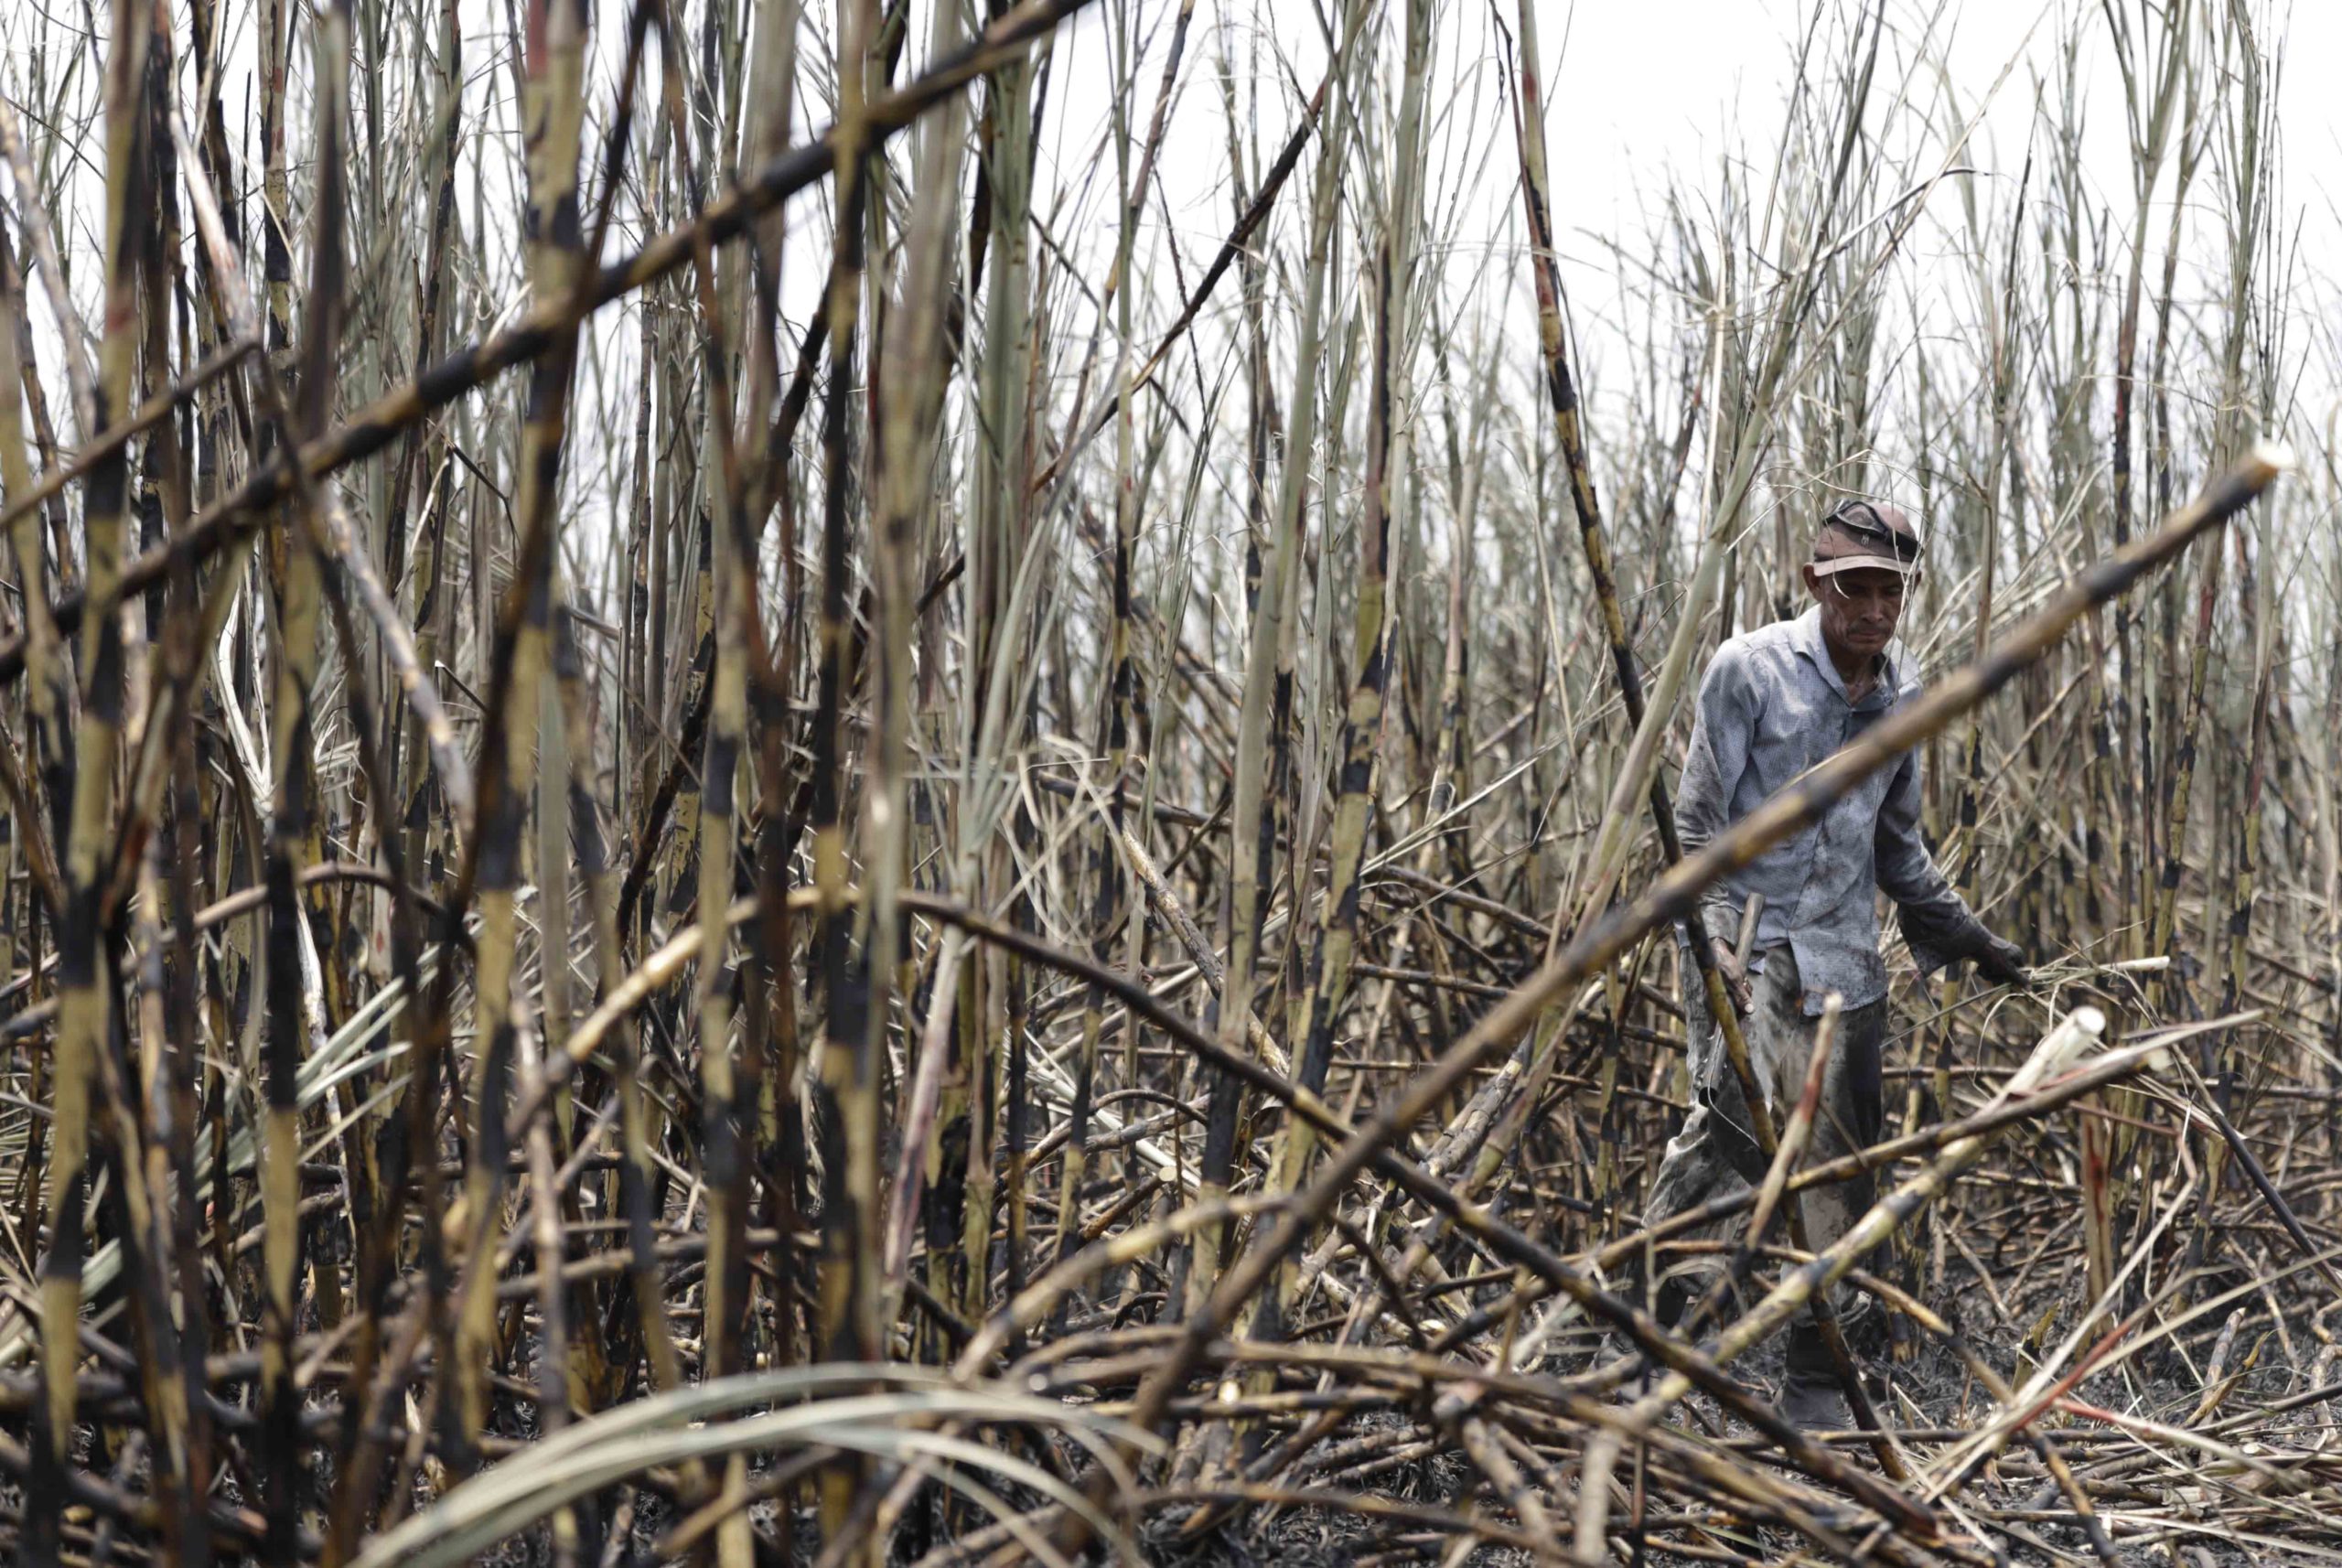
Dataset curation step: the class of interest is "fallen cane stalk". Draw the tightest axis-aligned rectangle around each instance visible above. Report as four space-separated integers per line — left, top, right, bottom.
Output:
1584 1012 2251 1280
1102 447 2284 1545
1428 1003 1843 1444
1404 1024 2204 1378
1685 992 1843 1343
1617 1004 2140 1435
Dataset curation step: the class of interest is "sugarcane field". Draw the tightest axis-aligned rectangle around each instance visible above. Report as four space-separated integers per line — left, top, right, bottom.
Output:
4 0 2342 1561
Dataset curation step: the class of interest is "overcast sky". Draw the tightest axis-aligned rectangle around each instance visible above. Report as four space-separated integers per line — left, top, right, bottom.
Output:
5 0 2333 421
962 0 2342 464
1515 0 2332 253
4 0 2333 601
1169 0 2329 312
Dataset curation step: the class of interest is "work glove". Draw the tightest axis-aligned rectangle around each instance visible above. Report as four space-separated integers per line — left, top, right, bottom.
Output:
1970 932 2029 988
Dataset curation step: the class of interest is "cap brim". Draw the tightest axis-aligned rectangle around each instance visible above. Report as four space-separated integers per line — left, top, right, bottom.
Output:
1810 553 1919 578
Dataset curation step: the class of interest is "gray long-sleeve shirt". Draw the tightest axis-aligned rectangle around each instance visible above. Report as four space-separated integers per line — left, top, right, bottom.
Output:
1676 607 1991 1015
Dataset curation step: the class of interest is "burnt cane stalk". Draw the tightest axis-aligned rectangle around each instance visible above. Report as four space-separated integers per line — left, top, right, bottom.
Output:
448 0 589 1460
1508 0 1891 1461
29 5 152 1563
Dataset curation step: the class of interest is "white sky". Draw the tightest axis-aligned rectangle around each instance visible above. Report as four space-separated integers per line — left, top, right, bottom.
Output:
5 0 2335 402
1094 3 2326 311
4 0 2335 384
999 0 2339 532
953 0 2342 500
4 0 2337 606
1523 0 2337 245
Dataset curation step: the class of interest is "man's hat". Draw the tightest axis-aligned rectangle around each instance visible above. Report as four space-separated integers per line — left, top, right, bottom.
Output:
1811 499 1921 578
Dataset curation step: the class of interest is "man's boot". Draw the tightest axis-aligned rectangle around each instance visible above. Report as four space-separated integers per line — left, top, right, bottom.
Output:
1778 1322 1850 1431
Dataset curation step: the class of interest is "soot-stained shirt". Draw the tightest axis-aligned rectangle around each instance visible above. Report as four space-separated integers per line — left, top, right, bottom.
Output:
1674 607 1990 1015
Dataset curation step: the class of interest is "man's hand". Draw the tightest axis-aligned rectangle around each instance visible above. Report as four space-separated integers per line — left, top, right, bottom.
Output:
1710 938 1753 1015
1971 933 2029 988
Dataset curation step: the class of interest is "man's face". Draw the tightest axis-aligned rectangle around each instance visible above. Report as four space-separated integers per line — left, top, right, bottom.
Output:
1802 564 1907 662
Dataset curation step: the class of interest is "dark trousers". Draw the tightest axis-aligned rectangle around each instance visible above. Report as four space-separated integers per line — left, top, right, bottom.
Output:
1641 946 1886 1382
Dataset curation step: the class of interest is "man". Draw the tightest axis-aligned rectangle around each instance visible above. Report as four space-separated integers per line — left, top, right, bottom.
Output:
1641 499 2026 1429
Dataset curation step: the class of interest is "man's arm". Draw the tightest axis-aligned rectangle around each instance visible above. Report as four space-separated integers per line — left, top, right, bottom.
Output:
1678 644 1756 937
1875 746 2022 980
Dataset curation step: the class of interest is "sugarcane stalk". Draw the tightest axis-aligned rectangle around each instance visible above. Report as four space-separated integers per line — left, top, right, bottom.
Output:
1509 0 1893 1455
29 5 153 1563
1622 1006 2118 1431
806 5 882 1558
1188 0 1365 1316
449 0 588 1459
1254 0 1425 1360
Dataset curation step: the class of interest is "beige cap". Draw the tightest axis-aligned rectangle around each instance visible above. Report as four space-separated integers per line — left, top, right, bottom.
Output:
1811 499 1921 578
